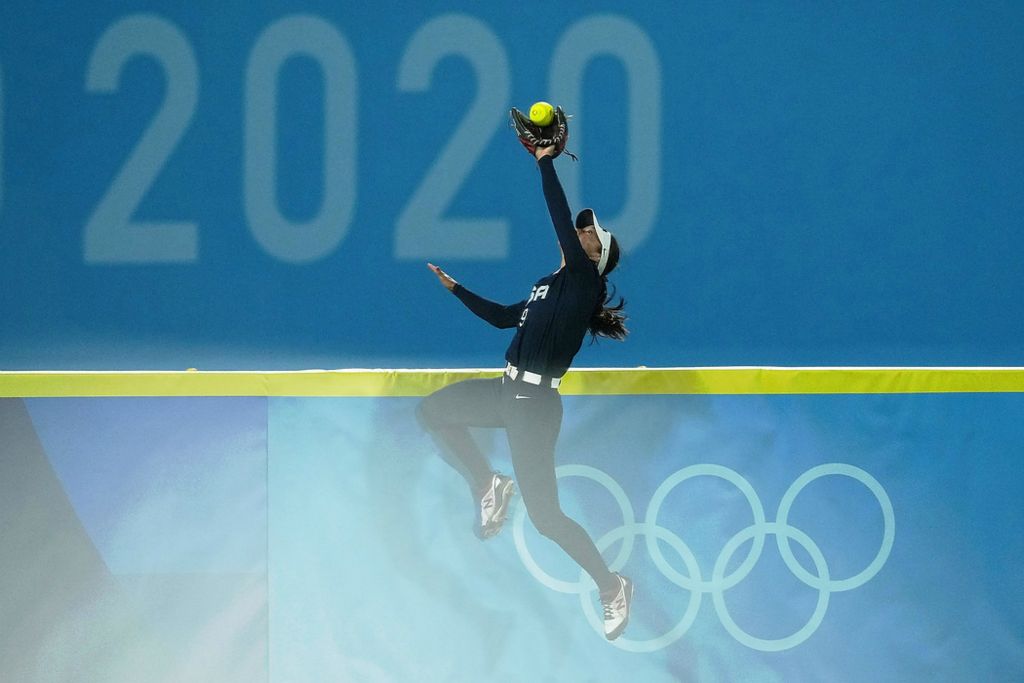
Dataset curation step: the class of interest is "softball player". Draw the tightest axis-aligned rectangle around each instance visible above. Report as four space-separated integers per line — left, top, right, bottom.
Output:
417 145 632 640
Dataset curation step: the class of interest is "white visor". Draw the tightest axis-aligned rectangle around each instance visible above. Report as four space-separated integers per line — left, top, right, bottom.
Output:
576 208 613 275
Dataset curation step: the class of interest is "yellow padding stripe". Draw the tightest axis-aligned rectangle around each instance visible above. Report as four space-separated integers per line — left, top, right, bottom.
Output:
2 368 1024 397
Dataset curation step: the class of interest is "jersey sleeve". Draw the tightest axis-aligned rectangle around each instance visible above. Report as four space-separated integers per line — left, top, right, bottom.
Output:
452 284 526 329
537 156 593 273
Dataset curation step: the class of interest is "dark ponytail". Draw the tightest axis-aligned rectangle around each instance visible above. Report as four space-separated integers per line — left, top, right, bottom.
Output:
588 237 628 342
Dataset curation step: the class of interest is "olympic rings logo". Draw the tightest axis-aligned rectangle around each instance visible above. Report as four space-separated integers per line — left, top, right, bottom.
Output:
511 463 896 653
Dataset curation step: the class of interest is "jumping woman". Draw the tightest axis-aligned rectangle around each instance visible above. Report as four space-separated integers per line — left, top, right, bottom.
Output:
417 144 633 640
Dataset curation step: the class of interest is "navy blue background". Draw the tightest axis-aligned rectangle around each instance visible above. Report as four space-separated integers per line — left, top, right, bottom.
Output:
1 2 1021 369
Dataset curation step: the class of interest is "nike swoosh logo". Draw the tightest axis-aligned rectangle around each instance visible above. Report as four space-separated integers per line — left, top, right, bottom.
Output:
515 394 531 399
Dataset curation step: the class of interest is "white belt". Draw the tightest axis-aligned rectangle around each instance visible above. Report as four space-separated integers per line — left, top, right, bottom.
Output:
505 363 561 388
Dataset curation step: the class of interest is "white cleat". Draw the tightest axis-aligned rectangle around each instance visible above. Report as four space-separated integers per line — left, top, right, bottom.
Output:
476 473 515 540
601 573 634 641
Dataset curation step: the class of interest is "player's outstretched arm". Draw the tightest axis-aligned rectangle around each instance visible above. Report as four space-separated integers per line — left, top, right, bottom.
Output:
427 263 525 329
534 151 591 271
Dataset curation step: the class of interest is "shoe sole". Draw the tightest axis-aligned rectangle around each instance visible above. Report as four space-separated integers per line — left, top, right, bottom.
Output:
492 479 516 523
478 480 516 540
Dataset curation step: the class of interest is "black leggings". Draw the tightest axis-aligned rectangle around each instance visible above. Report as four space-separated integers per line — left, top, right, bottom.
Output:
417 376 616 592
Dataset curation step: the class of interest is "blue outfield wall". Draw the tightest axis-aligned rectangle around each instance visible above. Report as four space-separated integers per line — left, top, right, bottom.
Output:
1 369 1022 681
0 2 1022 369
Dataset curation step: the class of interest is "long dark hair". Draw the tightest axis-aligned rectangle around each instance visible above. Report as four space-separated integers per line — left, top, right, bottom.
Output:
588 237 628 341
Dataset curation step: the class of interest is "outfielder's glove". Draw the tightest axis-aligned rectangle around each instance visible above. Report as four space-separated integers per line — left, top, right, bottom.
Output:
509 106 576 160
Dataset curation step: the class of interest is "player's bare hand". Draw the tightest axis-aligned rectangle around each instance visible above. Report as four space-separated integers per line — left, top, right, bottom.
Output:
534 145 556 161
427 262 457 291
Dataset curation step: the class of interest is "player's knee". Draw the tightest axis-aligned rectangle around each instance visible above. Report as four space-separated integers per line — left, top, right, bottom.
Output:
416 395 447 432
415 398 435 430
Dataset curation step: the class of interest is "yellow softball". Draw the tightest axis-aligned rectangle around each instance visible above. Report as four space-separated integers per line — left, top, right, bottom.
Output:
529 101 555 127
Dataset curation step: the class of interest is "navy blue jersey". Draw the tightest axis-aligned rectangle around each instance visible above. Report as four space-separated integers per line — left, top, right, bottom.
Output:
453 156 604 378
